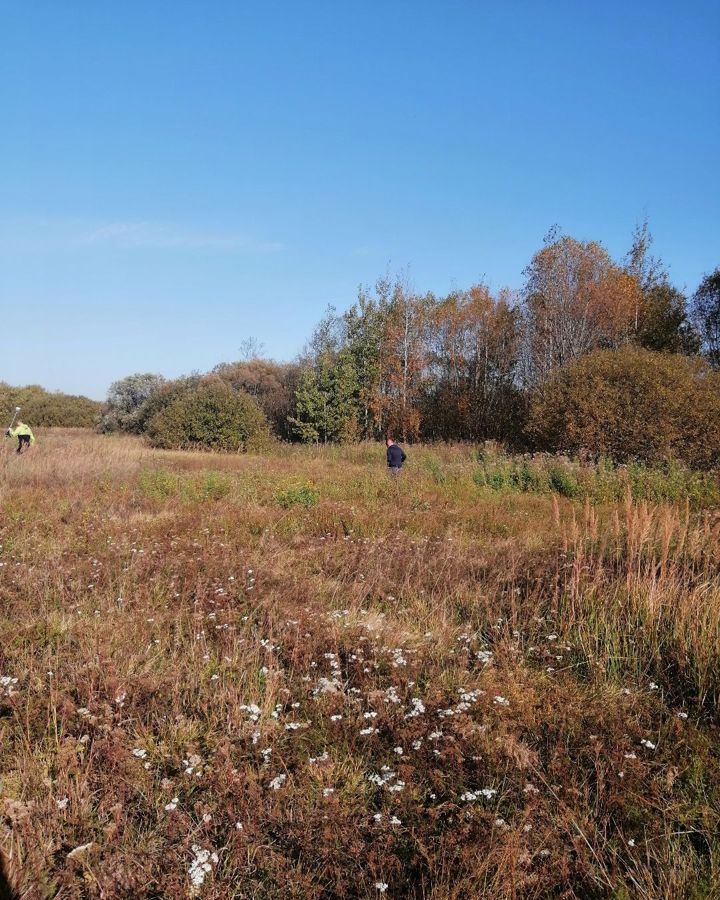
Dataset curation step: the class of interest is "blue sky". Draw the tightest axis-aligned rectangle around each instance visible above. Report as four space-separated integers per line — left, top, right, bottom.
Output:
1 1 718 399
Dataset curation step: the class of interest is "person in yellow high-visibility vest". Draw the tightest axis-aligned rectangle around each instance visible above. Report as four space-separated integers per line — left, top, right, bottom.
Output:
6 421 35 453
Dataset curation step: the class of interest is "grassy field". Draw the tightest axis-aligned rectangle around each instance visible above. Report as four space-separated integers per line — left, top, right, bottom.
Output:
1 430 720 899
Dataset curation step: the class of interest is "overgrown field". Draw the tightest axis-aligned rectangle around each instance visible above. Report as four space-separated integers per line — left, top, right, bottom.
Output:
2 431 720 899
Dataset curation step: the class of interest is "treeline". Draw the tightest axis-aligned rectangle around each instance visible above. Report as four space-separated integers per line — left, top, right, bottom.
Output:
0 384 101 428
100 224 720 467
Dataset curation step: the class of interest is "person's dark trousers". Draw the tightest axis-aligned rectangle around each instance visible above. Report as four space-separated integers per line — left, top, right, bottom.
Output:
16 435 30 454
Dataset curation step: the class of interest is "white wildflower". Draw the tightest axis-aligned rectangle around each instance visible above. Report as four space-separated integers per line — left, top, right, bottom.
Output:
384 686 402 704
240 703 262 722
269 774 286 790
0 676 18 697
188 844 218 894
461 787 497 802
67 842 94 859
391 649 407 667
405 697 426 719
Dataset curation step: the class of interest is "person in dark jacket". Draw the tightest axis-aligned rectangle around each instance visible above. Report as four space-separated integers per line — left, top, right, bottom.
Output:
386 437 407 475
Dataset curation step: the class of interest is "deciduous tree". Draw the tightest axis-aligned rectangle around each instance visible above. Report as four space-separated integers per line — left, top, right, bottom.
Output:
693 268 720 368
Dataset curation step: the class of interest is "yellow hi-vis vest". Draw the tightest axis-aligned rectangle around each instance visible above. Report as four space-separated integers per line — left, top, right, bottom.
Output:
7 424 35 444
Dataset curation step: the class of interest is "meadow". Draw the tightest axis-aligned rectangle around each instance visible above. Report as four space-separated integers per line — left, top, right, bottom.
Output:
1 430 719 899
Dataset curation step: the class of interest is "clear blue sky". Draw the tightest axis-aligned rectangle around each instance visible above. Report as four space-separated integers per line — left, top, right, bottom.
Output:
1 1 718 399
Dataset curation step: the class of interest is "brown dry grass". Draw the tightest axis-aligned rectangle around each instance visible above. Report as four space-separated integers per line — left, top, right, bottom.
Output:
1 431 719 898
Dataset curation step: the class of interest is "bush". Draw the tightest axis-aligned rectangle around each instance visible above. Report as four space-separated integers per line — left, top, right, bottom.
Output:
473 449 720 506
424 456 447 485
98 373 165 433
0 383 100 428
184 471 234 502
276 483 319 508
146 380 271 452
138 469 179 499
213 359 301 440
547 463 580 498
527 347 720 469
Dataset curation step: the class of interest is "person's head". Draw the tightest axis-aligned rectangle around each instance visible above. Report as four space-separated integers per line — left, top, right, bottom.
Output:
386 437 394 447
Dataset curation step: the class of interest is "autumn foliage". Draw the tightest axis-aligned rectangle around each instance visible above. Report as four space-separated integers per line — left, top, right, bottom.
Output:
98 225 718 470
527 347 720 468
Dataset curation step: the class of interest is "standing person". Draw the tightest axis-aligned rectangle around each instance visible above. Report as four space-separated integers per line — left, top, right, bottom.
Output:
386 436 407 476
6 421 35 454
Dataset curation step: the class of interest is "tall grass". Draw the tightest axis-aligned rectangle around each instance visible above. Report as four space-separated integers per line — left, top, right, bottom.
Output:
473 446 720 506
0 432 719 898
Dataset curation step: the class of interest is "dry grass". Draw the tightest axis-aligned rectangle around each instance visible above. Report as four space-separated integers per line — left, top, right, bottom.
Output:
1 431 719 898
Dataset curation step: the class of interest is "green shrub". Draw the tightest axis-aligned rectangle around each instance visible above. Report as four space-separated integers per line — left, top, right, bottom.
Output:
472 467 486 488
513 460 548 492
276 483 319 509
184 471 234 502
474 466 507 490
0 383 100 428
425 457 447 485
138 469 180 499
547 464 580 498
473 449 719 507
146 380 271 452
527 348 720 469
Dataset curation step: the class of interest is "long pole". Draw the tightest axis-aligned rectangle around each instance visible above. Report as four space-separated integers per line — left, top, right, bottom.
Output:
7 406 20 431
